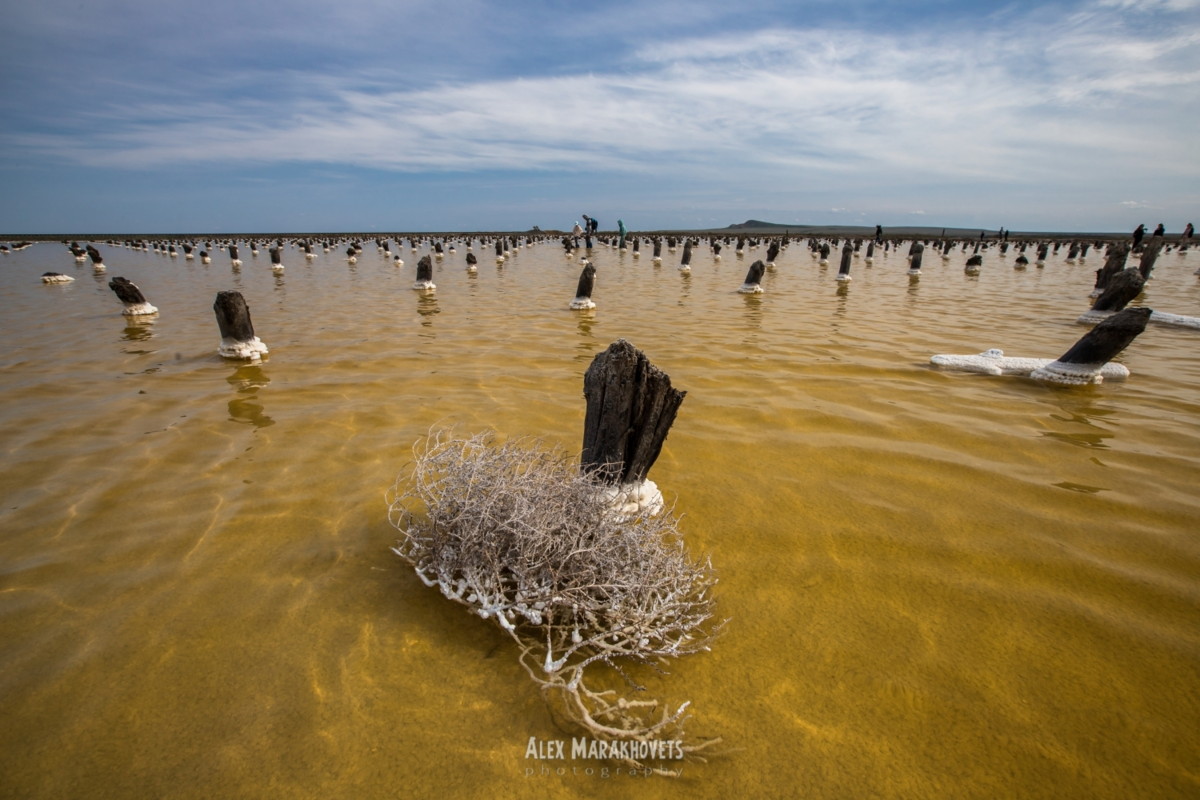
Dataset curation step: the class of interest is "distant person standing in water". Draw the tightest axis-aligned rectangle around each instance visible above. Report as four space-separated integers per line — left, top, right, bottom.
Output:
875 225 883 243
590 217 598 235
581 214 591 233
573 221 583 236
1133 224 1146 247
1153 223 1165 237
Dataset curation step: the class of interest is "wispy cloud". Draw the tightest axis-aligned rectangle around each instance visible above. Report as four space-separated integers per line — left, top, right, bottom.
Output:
9 3 1195 194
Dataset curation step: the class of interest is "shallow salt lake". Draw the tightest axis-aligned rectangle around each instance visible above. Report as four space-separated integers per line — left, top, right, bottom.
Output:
2 239 1199 798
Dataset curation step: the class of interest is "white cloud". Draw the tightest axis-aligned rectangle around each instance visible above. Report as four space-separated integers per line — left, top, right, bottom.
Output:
9 4 1198 194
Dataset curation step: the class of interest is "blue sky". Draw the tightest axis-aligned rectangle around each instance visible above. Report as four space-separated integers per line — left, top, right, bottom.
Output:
1 0 1196 233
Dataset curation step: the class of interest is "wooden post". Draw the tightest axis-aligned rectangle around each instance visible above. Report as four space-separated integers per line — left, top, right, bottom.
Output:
1092 269 1144 313
108 277 157 315
1054 307 1152 366
908 243 924 275
1138 235 1163 279
1091 243 1129 295
679 240 693 271
414 255 435 290
570 263 596 309
739 260 765 293
214 290 268 360
582 339 686 487
836 242 852 282
766 241 780 265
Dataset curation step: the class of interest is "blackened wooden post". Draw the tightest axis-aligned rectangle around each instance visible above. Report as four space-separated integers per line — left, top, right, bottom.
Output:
214 290 268 360
1091 269 1144 313
679 240 693 271
865 241 875 264
109 276 158 315
766 241 780 266
414 255 435 290
570 262 596 309
1138 235 1163 279
652 239 663 263
908 243 924 275
632 237 640 258
229 245 241 265
739 260 766 293
836 242 852 282
712 241 722 260
1054 307 1151 365
582 338 686 486
466 251 478 272
1091 243 1129 296
965 254 983 274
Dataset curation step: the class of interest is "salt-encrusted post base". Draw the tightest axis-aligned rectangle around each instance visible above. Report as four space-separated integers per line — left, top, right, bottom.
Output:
42 272 74 283
121 302 158 316
218 337 269 361
930 350 1129 383
600 480 665 518
214 290 267 361
413 280 436 291
570 297 596 310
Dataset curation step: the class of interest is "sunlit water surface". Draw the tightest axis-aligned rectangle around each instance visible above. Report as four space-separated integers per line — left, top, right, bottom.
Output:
2 241 1199 798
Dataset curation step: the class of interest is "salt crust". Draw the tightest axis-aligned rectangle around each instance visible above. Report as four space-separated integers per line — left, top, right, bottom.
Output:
218 336 269 361
121 302 158 316
569 297 596 310
738 283 763 294
1078 309 1200 330
930 349 1129 384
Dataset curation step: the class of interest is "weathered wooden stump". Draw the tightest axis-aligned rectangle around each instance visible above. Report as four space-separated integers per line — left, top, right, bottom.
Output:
229 245 241 265
1091 243 1129 296
582 339 686 515
908 243 924 275
679 240 693 271
712 241 722 260
109 276 158 315
1030 307 1152 383
739 260 765 293
1138 236 1163 279
836 242 853 282
570 263 596 309
865 241 875 263
652 239 663 263
1092 269 1144 313
214 290 268 360
766 241 780 266
414 255 436 290
465 251 478 271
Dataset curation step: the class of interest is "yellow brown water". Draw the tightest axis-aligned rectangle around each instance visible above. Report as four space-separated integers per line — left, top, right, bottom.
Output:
2 241 1199 798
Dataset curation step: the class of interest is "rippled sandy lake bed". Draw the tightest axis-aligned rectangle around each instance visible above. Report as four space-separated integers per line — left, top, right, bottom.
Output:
2 239 1199 798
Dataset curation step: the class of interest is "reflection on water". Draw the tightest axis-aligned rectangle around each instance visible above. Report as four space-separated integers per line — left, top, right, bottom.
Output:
227 364 274 427
416 292 439 327
122 318 155 342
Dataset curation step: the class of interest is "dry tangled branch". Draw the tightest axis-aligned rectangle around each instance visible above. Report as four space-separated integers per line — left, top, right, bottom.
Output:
387 430 725 771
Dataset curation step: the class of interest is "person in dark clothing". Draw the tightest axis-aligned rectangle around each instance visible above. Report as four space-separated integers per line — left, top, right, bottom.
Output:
875 225 883 244
1153 223 1165 237
1133 224 1146 247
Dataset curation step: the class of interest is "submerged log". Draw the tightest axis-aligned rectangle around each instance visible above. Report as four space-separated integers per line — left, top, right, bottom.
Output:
582 339 686 491
108 277 157 315
214 290 268 360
